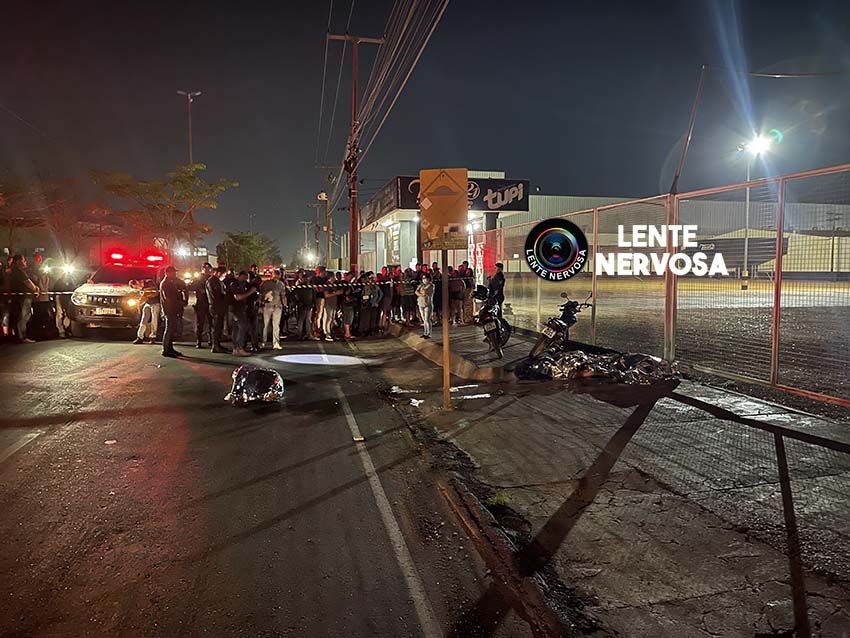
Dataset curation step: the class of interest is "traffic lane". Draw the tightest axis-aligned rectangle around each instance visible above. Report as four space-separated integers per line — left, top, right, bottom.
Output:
0 340 514 637
172 351 435 637
1 343 428 636
0 343 219 636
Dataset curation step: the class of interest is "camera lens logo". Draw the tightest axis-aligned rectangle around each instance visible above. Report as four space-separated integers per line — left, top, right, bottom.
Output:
524 219 589 281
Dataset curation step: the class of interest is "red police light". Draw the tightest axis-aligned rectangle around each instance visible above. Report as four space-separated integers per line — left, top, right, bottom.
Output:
146 254 164 262
110 252 124 260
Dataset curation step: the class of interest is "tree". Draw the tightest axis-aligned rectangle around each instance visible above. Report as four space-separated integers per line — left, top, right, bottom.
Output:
216 231 282 271
91 164 238 254
0 178 52 253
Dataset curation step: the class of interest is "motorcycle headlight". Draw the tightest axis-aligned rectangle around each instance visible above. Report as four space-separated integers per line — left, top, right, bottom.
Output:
71 292 87 305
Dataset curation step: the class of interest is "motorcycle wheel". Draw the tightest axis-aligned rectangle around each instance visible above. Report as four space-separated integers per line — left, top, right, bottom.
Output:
498 318 511 347
530 334 550 358
488 331 503 359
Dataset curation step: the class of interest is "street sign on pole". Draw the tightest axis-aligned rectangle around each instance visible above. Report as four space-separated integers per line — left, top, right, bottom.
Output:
419 168 468 409
419 168 469 251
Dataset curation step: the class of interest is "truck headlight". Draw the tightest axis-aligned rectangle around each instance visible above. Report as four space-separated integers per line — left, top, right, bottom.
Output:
71 292 87 305
126 298 139 307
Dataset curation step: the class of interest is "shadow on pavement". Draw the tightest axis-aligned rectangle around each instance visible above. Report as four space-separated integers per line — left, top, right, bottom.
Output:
447 381 674 637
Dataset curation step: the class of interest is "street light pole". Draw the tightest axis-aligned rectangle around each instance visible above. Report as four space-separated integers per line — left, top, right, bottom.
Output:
737 134 772 288
744 157 751 280
177 90 202 165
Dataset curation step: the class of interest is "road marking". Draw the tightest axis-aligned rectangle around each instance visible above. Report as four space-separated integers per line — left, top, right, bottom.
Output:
0 430 43 465
325 348 442 638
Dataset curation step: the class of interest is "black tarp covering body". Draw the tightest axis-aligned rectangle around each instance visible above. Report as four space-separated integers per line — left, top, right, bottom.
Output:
515 348 675 384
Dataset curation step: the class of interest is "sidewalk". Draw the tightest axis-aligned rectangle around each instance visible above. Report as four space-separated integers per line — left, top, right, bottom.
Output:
388 326 850 636
394 323 530 380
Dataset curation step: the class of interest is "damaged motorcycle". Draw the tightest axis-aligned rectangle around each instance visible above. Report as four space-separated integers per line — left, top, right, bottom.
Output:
529 291 593 358
516 291 675 385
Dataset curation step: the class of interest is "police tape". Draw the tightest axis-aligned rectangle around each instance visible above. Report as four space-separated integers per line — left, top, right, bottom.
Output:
0 277 479 295
0 291 75 296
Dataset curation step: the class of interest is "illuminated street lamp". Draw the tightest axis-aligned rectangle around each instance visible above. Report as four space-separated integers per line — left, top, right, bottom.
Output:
736 134 774 284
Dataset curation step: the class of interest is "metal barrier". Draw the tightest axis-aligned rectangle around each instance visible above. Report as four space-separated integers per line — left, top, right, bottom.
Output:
481 163 850 406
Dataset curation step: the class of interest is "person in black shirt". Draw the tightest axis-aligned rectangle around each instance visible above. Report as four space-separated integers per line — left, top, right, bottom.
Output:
205 266 229 353
293 271 316 340
488 262 506 311
246 264 262 351
227 271 258 356
159 266 188 357
192 262 213 348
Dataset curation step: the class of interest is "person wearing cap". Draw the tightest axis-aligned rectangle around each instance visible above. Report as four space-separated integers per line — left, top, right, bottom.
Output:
159 266 187 357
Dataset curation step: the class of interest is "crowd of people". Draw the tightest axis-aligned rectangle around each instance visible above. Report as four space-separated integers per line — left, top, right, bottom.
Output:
1 252 507 358
0 253 65 344
139 259 505 358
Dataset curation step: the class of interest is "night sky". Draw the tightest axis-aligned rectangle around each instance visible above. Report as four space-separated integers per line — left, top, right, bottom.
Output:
2 0 849 257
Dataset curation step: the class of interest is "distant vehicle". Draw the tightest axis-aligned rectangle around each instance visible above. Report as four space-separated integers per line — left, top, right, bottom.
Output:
68 253 163 336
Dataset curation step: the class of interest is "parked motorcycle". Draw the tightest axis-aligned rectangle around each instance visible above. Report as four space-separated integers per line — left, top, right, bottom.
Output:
529 292 593 359
473 285 512 359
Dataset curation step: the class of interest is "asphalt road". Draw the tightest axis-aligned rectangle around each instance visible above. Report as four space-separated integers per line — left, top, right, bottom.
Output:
0 335 530 637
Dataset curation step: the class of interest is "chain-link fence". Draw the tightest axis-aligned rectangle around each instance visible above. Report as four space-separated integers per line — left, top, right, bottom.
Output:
477 163 850 406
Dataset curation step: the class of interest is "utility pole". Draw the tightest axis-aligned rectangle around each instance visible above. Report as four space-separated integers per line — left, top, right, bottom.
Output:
177 90 201 165
315 166 337 268
300 221 311 253
327 33 384 275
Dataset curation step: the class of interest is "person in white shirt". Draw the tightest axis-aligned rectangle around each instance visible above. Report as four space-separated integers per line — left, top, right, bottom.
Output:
260 269 288 349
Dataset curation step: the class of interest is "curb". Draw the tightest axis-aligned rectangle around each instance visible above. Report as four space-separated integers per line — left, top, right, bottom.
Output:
437 476 569 636
393 326 511 382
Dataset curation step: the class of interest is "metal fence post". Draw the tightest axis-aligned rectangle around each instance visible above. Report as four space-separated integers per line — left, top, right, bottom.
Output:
774 433 812 637
590 207 599 345
535 275 542 328
664 194 678 362
770 178 786 386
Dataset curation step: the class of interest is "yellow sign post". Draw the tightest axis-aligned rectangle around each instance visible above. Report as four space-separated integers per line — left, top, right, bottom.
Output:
419 168 468 409
419 168 469 250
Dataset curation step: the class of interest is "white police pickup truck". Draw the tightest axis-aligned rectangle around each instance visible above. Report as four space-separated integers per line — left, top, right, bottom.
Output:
68 261 160 336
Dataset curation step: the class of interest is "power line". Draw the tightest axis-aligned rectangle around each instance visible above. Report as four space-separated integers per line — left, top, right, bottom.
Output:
0 100 62 146
322 0 357 163
356 0 449 170
323 0 450 219
314 0 335 164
